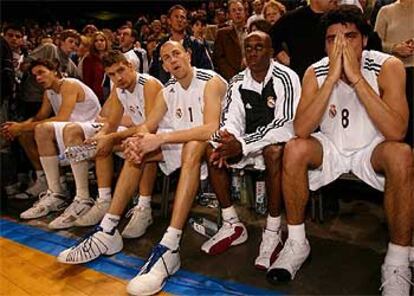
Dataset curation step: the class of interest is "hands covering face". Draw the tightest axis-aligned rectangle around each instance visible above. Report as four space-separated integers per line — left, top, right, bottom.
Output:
328 31 363 85
209 129 243 168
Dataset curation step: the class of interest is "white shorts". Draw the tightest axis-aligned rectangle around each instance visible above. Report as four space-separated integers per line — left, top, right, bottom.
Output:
157 128 207 179
308 132 385 192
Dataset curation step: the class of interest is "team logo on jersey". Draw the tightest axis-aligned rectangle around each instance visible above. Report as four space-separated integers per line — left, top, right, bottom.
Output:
176 108 182 119
267 96 276 108
329 104 337 118
129 105 136 114
169 88 175 93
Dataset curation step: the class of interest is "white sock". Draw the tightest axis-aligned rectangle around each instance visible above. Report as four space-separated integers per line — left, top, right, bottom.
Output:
137 195 151 209
222 206 239 224
70 161 90 199
40 156 62 193
35 170 46 182
98 187 112 202
266 215 281 232
160 226 182 250
287 224 306 242
100 213 120 233
384 242 410 267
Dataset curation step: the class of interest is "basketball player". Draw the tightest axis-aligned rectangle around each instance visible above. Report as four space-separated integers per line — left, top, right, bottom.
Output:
1 59 101 220
201 32 301 273
266 6 413 296
46 51 162 230
57 41 227 296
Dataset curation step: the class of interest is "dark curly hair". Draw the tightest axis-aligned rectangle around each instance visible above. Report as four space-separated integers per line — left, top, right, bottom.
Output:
29 58 62 78
321 5 371 38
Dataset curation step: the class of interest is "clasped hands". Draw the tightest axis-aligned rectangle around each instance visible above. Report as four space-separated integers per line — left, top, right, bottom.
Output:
209 129 243 168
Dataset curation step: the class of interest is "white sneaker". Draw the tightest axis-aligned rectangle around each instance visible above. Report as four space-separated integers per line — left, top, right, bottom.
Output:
74 198 111 227
121 206 153 239
57 226 123 264
15 179 47 200
48 197 94 230
126 244 180 296
201 221 248 255
267 238 311 282
20 190 68 219
380 264 413 296
255 229 284 270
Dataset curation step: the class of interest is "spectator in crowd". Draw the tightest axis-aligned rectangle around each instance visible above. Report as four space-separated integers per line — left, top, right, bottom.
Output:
267 7 412 296
213 0 247 81
215 8 229 28
202 32 300 274
82 31 110 102
270 0 338 79
82 24 98 38
57 41 227 296
149 5 213 83
150 19 166 42
249 18 272 33
118 25 143 73
375 0 414 145
370 0 395 26
263 0 286 26
247 0 265 29
3 25 25 74
74 35 91 74
102 28 115 49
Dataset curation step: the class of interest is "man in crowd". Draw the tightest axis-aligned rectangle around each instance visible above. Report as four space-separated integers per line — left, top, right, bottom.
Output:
213 0 247 81
57 41 227 296
267 6 413 296
149 4 213 83
118 25 149 74
202 31 301 275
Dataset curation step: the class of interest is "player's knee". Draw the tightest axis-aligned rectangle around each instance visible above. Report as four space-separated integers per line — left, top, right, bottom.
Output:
182 141 205 169
34 122 54 144
382 142 413 173
263 144 284 167
283 138 311 168
63 123 84 145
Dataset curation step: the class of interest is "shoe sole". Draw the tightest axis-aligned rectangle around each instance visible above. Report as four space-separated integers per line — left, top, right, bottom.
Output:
126 262 181 296
266 253 312 284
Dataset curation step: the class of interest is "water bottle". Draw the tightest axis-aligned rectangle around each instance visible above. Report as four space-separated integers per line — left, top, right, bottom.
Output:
239 170 250 206
230 169 241 201
189 216 219 238
64 143 97 163
254 172 267 215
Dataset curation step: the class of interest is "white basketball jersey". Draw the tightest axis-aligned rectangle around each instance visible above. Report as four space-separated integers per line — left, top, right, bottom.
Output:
312 50 391 156
116 73 155 125
161 68 226 131
46 78 101 122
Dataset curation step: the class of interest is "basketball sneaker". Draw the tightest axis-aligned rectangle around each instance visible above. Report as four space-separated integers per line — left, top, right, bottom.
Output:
380 264 412 296
121 206 153 239
74 198 111 227
48 197 94 229
255 229 284 270
20 190 68 219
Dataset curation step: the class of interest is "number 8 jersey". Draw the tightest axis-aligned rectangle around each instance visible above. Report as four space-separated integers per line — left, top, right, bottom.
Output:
311 50 392 156
160 68 227 131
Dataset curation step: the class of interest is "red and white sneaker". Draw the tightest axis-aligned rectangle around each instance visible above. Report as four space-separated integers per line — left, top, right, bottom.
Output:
201 221 248 255
255 229 285 271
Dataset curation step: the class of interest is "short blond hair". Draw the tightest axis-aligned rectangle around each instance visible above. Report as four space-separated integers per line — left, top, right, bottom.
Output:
263 0 286 16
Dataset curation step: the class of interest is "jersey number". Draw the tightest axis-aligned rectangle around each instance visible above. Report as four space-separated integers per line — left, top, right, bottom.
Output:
341 108 349 128
188 107 194 122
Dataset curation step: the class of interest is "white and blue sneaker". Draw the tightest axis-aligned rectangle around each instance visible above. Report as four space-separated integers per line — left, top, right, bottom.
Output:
127 244 180 296
57 226 123 264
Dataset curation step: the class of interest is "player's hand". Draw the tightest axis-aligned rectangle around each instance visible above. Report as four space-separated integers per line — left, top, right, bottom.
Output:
1 122 21 140
134 133 163 160
122 136 143 164
209 148 229 168
343 39 363 85
327 32 343 84
215 130 243 161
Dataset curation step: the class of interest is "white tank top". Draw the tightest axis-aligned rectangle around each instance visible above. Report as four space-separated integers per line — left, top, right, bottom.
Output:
312 50 391 156
115 73 157 125
46 78 101 122
161 67 226 131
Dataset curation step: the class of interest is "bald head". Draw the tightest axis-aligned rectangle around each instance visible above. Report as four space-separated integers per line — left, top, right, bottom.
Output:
245 31 272 49
160 40 192 80
160 40 186 55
